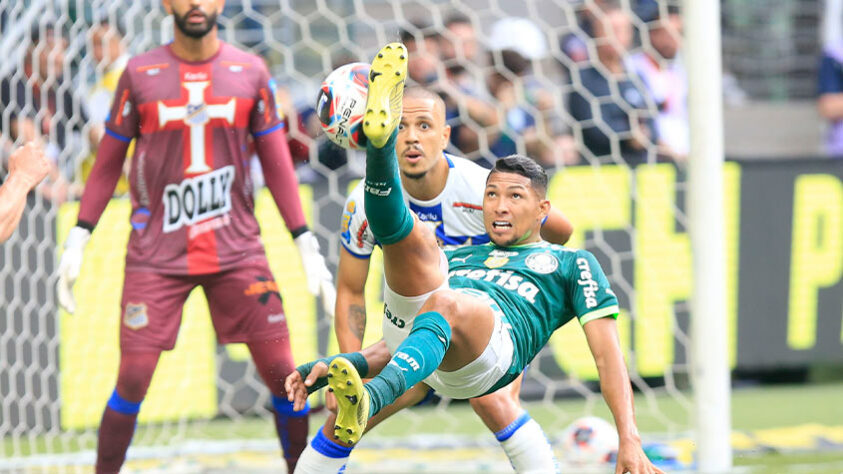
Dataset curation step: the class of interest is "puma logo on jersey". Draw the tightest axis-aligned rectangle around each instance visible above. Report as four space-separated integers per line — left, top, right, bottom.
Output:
576 257 599 308
450 254 471 263
448 268 540 304
163 166 234 233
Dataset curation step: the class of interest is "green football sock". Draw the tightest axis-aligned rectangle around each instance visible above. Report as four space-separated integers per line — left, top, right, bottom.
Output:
364 311 451 417
363 129 414 245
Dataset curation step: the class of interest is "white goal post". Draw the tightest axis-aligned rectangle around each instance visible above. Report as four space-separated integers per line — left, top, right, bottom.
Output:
685 0 733 471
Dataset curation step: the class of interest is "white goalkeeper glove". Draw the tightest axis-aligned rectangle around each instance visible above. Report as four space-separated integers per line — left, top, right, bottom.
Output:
57 226 91 314
294 230 336 318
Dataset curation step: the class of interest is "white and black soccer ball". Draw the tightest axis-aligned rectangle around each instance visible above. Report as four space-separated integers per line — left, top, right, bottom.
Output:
561 416 619 465
316 62 370 150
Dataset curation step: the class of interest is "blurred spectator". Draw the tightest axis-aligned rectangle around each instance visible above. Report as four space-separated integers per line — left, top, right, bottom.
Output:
82 20 130 195
0 23 90 203
488 17 550 61
568 2 656 165
87 21 130 124
630 4 689 160
418 13 499 158
486 49 578 166
487 17 578 166
440 12 481 79
400 22 442 86
486 50 539 161
817 38 843 157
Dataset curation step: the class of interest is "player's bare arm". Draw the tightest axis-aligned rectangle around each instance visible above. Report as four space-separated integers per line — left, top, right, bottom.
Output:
335 246 371 352
541 206 574 244
0 142 50 243
583 317 663 474
818 92 843 120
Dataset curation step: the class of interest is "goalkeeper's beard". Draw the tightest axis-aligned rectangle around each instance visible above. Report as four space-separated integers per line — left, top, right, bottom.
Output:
173 8 218 39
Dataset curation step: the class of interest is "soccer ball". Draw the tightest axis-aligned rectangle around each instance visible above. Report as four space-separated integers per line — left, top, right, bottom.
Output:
560 416 619 465
316 62 370 150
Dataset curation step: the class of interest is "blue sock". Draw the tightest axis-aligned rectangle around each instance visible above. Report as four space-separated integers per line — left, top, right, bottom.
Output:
364 312 451 417
310 428 354 458
271 394 309 464
107 388 142 415
494 411 532 442
363 129 414 245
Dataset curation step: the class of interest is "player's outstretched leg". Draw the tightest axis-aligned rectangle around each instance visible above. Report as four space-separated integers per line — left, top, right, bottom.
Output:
362 43 413 247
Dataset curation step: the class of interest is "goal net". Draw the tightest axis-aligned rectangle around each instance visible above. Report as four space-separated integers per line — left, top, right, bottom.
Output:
0 0 720 471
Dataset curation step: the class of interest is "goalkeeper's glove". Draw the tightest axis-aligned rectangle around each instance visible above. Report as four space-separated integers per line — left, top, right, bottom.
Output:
294 230 336 317
57 226 91 314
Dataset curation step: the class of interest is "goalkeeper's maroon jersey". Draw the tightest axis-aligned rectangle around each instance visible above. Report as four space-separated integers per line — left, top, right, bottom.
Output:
103 43 285 275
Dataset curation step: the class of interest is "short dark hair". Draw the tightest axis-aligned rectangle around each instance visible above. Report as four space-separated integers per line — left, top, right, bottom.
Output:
96 19 127 38
399 19 439 44
444 12 472 28
487 155 548 196
30 22 58 44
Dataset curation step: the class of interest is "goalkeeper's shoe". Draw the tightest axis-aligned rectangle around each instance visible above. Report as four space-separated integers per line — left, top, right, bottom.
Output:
327 356 370 445
363 42 407 148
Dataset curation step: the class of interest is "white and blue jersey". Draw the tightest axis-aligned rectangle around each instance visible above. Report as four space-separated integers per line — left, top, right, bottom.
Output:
340 153 491 258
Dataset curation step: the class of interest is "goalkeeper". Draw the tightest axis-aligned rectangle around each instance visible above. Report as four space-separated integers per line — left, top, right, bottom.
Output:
287 43 661 474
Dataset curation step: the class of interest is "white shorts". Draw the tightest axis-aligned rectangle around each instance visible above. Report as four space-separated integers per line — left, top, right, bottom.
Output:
423 287 514 399
382 249 450 354
382 255 515 399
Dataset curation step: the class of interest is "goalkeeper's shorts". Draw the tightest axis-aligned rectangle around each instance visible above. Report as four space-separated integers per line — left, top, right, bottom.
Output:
119 257 290 351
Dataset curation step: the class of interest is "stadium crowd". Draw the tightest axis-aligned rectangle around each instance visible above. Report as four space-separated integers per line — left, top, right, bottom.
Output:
0 0 693 203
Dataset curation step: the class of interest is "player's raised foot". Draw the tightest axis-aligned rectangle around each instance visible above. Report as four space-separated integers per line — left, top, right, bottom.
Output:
363 42 407 148
326 356 370 445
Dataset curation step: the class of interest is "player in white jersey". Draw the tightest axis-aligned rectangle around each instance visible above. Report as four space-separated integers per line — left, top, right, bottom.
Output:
299 87 573 473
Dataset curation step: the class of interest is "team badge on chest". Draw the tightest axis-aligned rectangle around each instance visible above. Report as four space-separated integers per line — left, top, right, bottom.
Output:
525 252 559 274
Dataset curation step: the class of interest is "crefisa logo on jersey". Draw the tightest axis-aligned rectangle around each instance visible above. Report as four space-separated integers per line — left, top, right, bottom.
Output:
576 257 599 308
525 252 559 274
448 268 540 303
163 166 234 233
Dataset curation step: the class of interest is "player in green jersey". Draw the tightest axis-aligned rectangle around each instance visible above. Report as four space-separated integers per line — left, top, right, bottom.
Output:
286 42 661 474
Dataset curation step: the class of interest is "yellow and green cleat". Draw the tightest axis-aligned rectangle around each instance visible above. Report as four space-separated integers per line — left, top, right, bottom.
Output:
326 356 370 445
363 42 408 148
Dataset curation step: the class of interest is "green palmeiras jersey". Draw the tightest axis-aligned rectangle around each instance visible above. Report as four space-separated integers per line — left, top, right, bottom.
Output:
445 241 619 392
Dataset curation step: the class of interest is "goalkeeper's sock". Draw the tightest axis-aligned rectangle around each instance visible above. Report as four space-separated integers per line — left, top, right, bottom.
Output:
96 390 142 474
363 129 414 245
293 427 352 474
271 395 310 473
365 311 451 417
248 339 310 473
495 411 558 473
